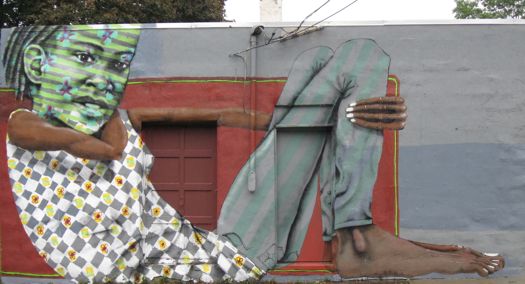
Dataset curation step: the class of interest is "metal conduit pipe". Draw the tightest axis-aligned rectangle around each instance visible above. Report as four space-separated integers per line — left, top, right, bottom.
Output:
247 26 263 193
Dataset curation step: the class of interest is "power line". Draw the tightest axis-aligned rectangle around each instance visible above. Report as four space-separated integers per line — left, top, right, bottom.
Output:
304 0 361 31
231 0 361 56
290 0 331 34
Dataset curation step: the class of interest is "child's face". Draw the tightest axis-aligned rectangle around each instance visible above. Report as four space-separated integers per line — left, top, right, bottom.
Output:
33 26 140 135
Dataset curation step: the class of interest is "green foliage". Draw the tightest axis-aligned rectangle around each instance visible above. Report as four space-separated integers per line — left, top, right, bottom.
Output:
454 0 525 19
1 0 225 27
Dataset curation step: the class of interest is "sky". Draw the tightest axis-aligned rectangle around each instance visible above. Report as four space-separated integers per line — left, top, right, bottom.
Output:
225 0 457 23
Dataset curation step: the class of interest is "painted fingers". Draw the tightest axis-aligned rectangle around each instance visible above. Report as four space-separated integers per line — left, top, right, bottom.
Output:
346 96 407 130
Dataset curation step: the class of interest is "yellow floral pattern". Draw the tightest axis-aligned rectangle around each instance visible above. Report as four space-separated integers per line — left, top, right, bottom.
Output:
152 206 162 217
46 204 55 217
50 234 60 247
121 206 130 217
55 186 65 198
234 254 245 267
125 156 136 169
67 249 77 262
13 182 23 195
157 238 169 250
130 187 140 200
66 169 77 181
56 266 66 276
36 224 45 236
33 151 45 160
50 159 60 170
23 167 32 178
80 227 91 239
95 163 107 176
83 181 94 192
73 197 84 209
99 242 109 255
110 224 121 236
30 194 40 205
116 258 126 271
85 265 95 278
7 158 17 169
62 215 73 228
102 192 113 205
93 210 103 223
162 266 172 277
40 176 51 187
114 175 125 187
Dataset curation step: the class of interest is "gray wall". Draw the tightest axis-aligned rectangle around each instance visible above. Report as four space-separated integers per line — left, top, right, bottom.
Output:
2 21 524 276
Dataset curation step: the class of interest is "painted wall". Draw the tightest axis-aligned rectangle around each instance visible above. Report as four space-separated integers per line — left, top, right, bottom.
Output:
128 23 525 276
0 21 524 278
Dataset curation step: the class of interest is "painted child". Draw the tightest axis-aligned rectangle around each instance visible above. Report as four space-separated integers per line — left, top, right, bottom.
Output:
4 25 263 283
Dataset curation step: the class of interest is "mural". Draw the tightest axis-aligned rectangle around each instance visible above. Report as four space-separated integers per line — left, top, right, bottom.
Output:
1 24 504 283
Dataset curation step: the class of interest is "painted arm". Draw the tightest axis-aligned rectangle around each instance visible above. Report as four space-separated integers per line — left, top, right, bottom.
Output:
8 110 127 160
127 108 272 132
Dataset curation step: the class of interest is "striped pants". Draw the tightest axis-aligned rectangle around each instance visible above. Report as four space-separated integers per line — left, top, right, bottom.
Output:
218 39 389 270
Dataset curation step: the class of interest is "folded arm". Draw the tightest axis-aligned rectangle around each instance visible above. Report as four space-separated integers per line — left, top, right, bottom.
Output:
8 110 126 160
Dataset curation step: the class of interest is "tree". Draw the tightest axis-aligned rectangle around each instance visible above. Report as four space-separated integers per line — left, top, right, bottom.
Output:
1 0 225 28
454 0 525 19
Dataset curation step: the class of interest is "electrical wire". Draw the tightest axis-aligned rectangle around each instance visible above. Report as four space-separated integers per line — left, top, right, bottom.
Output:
231 0 361 56
297 0 361 35
289 0 330 34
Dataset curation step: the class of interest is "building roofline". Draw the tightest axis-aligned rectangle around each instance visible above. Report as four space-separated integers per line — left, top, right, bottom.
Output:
2 19 525 31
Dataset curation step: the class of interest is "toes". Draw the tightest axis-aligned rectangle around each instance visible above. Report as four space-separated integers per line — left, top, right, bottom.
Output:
478 256 505 273
483 253 505 269
483 264 499 274
473 260 490 275
489 259 503 270
464 260 488 277
493 258 505 269
477 266 490 277
496 256 505 269
472 257 505 276
486 263 497 273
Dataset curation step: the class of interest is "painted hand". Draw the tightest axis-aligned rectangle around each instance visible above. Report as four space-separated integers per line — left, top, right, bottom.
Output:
346 96 407 130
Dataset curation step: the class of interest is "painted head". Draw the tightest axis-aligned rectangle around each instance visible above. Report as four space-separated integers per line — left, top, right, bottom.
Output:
3 25 140 135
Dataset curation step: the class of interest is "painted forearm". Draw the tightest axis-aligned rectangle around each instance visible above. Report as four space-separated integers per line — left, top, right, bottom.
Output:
127 108 271 131
8 111 122 160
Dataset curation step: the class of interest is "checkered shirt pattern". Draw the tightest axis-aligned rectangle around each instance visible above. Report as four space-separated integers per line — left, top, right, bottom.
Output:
6 109 264 283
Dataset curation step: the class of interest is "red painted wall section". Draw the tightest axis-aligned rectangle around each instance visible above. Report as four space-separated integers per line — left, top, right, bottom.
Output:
216 127 266 218
0 76 398 276
0 96 58 277
372 75 400 235
122 78 282 113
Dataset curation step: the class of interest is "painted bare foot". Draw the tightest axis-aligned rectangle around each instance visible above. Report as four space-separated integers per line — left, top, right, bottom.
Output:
334 225 504 278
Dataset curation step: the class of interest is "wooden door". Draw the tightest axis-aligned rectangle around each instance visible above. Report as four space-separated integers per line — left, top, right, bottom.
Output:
142 124 217 230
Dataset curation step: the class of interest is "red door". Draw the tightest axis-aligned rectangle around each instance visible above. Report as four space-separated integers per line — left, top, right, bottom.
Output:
142 124 217 230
